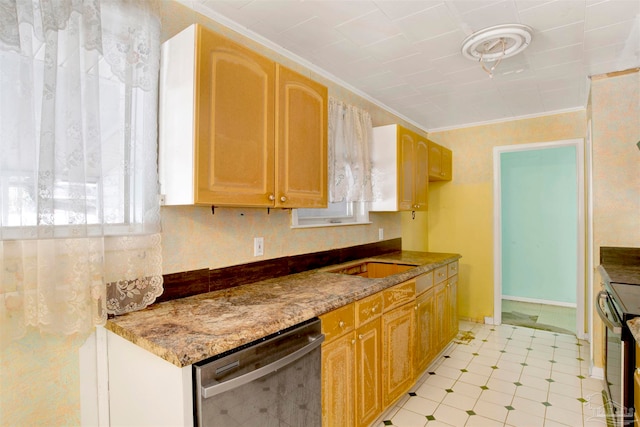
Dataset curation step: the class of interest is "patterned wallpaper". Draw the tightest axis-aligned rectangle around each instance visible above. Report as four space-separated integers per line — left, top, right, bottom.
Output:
161 207 401 274
590 71 640 368
591 71 640 252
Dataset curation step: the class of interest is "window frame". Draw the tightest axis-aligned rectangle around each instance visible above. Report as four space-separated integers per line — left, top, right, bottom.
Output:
291 200 371 228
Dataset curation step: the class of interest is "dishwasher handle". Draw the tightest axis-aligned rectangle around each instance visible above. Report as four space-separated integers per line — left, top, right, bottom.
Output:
596 290 622 334
201 333 325 399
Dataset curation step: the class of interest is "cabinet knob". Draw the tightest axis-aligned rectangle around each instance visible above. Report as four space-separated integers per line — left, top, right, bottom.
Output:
358 334 363 340
268 194 275 201
352 339 356 345
339 321 345 328
372 306 376 312
280 196 287 202
441 172 445 176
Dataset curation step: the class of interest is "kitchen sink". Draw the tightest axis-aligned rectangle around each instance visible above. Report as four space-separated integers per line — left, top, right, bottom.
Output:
327 261 415 279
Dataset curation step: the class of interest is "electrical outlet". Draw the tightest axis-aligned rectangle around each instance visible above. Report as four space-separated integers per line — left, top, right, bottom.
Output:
253 237 264 257
378 228 384 241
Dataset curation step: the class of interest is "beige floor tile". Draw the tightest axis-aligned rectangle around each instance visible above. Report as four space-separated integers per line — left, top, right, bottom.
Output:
433 403 470 426
386 321 606 427
472 399 509 423
391 407 428 427
505 408 545 426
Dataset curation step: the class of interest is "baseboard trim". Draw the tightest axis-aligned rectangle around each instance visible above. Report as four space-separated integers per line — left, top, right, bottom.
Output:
502 295 577 308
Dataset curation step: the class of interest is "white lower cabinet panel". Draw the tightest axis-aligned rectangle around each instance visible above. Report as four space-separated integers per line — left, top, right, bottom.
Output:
107 331 193 427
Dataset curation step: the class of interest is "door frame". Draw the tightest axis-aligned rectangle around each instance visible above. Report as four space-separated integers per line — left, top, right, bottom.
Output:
492 138 587 339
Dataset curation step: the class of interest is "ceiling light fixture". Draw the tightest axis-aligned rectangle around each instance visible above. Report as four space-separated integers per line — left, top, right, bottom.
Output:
461 24 533 78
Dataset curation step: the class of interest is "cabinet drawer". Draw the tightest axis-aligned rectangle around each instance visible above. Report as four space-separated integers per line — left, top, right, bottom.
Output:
383 282 415 312
321 304 355 342
434 266 448 284
415 271 433 295
355 293 383 327
447 261 458 277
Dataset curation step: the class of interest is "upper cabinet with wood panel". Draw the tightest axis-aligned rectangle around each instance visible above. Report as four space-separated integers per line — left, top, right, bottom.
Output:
428 140 452 181
370 124 428 212
159 24 327 208
276 66 327 208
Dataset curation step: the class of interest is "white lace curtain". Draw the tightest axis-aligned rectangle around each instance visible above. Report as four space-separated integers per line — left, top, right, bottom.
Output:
328 98 374 203
0 0 163 340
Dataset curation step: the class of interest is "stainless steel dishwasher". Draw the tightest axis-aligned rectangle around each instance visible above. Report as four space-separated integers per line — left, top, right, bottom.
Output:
194 318 324 427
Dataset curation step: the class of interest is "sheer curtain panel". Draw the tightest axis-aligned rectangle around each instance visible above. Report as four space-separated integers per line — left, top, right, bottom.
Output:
327 98 374 203
0 0 163 340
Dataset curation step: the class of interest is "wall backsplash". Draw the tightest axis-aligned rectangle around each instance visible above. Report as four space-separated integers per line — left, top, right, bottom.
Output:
161 206 401 274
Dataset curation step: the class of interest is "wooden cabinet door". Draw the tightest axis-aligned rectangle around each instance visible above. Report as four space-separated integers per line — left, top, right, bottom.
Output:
414 288 434 376
434 281 447 352
428 140 453 181
382 302 415 407
275 65 327 208
414 135 429 211
398 128 416 211
195 26 275 206
355 318 382 427
441 146 452 180
321 331 355 427
447 275 459 342
428 140 442 179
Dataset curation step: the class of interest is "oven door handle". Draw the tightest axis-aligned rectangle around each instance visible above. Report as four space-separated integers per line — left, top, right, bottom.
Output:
200 333 325 399
596 290 622 334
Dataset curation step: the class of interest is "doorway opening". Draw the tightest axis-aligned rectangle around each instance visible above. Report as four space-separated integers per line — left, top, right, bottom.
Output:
493 139 586 339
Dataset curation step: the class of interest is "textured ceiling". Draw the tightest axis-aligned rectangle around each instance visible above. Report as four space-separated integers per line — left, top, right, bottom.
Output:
188 0 640 131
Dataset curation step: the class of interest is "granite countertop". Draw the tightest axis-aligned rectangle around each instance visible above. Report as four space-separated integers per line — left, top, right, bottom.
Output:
599 263 640 286
628 318 640 343
106 251 460 367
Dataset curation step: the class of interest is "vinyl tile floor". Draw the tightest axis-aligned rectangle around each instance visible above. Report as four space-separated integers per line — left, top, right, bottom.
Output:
502 300 576 335
375 321 607 427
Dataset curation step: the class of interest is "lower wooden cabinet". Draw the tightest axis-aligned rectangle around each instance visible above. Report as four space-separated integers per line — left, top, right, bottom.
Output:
321 260 459 426
434 281 447 350
321 330 355 427
382 301 415 407
634 369 639 427
446 275 459 342
320 304 356 427
355 317 382 427
414 288 435 375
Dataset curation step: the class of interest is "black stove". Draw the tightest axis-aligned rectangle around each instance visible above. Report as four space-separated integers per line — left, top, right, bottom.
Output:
598 247 640 425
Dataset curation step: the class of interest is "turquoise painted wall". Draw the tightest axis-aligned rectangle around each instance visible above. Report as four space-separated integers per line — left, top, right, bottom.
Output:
501 146 577 304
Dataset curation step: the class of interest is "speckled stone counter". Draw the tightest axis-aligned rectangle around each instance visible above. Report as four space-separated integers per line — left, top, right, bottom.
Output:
627 317 640 343
106 251 460 367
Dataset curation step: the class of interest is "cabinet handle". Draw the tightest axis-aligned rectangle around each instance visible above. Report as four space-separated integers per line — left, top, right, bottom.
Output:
268 194 275 201
338 321 345 328
351 339 356 345
280 196 287 202
372 307 376 312
358 334 363 340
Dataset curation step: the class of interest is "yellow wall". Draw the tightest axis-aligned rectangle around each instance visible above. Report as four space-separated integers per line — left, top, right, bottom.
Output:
589 71 640 368
427 112 586 322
